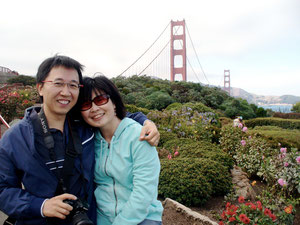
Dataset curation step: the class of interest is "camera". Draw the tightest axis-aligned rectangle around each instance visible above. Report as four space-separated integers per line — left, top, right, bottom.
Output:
63 199 94 225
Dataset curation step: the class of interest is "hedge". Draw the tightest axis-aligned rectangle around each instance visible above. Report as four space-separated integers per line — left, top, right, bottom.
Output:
245 117 300 130
159 158 231 206
162 138 233 169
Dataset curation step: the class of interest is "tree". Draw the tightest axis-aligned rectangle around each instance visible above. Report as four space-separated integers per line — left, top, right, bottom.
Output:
7 75 36 86
291 102 300 113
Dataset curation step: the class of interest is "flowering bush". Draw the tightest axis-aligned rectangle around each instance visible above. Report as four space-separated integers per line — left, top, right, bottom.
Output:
147 105 220 142
218 196 295 225
0 86 38 122
273 147 300 194
221 121 300 195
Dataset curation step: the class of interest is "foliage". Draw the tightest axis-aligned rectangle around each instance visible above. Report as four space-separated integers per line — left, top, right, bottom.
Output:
220 122 300 195
273 112 300 119
7 75 36 86
291 101 300 113
162 138 233 169
249 126 300 149
112 75 237 112
144 91 175 110
147 105 220 143
125 104 150 115
219 124 244 157
245 117 300 130
220 98 256 120
158 158 232 206
233 136 274 176
159 158 213 206
0 86 38 122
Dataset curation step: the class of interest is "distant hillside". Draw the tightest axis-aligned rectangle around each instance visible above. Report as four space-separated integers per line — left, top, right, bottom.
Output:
231 87 300 105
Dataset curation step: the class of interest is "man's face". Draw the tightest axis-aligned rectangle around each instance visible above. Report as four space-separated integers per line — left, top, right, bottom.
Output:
37 66 80 119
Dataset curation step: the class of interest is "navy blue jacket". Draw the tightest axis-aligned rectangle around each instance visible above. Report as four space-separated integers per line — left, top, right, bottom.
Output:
0 107 147 225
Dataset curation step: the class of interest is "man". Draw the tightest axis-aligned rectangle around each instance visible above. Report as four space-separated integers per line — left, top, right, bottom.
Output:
0 55 159 224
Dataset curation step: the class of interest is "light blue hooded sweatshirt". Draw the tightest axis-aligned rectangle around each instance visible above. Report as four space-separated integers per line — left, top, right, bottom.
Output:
94 118 163 225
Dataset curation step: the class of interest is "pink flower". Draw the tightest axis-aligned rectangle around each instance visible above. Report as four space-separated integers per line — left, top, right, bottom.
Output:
167 154 172 160
296 156 300 164
238 123 243 128
174 151 179 156
278 153 286 159
241 140 246 146
280 147 287 153
278 178 287 187
284 162 289 167
248 136 252 139
242 127 248 132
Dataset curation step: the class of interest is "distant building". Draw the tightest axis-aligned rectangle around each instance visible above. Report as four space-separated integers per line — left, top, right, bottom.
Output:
0 66 18 83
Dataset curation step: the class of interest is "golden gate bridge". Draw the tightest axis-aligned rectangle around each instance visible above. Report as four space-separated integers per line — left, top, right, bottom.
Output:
118 19 231 96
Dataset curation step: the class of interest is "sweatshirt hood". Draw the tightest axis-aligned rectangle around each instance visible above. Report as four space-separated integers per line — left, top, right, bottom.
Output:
96 118 136 143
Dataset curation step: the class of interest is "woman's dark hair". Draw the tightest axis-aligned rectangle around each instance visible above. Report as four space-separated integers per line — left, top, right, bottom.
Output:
36 55 84 102
78 75 126 120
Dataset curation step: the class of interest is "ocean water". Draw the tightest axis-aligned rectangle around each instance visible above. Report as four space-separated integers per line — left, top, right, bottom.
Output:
260 105 292 113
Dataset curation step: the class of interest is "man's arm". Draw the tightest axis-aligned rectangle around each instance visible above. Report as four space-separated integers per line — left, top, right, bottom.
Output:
126 112 160 146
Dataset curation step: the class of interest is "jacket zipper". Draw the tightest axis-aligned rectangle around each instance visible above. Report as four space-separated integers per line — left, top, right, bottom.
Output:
104 142 118 217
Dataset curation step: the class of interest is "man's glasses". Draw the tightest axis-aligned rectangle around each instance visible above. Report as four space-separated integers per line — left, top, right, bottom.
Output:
42 80 83 90
81 94 110 111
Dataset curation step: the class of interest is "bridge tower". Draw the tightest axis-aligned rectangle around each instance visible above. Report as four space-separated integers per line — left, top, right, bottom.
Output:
170 20 187 81
224 69 230 95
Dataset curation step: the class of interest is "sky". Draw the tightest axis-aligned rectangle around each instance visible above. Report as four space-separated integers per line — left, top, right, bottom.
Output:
1 0 299 96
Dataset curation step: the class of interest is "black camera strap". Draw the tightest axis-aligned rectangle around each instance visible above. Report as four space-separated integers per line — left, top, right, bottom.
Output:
37 108 83 194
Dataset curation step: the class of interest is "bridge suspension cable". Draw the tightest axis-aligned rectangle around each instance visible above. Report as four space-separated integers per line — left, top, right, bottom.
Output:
186 22 210 85
119 21 171 76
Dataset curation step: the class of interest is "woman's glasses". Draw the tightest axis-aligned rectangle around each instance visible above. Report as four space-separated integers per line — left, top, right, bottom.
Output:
80 94 110 111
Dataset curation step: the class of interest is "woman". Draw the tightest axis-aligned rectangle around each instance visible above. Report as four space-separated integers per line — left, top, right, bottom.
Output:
79 76 163 225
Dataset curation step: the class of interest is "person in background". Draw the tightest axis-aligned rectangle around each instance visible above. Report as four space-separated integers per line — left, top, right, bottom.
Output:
0 55 159 224
79 75 163 225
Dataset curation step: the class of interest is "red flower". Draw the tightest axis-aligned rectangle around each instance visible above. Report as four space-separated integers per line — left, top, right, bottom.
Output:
226 202 231 208
256 201 262 210
250 203 257 210
221 211 226 220
229 217 236 222
239 214 250 224
238 196 245 203
218 221 224 225
269 213 277 221
264 208 271 216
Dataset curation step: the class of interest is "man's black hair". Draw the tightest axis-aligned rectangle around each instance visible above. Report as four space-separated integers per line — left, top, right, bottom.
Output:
36 55 84 102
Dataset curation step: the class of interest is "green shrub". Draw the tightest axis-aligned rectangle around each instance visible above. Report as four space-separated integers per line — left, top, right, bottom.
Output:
163 138 233 169
159 158 213 206
245 117 300 130
157 129 177 147
165 102 183 111
125 104 150 115
147 105 220 143
219 124 245 157
234 136 274 176
159 158 231 206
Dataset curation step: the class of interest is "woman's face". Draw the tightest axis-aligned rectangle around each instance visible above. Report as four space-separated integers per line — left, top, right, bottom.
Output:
81 91 117 129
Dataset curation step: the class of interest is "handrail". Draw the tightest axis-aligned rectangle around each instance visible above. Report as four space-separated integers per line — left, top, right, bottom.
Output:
0 115 10 129
0 114 10 139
